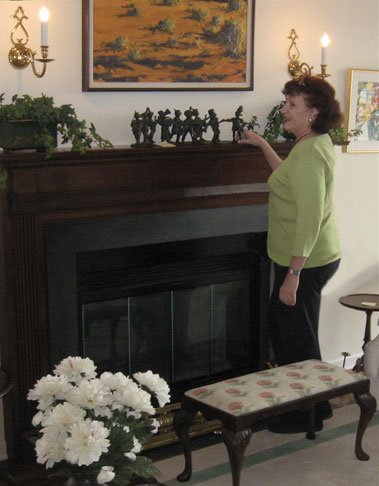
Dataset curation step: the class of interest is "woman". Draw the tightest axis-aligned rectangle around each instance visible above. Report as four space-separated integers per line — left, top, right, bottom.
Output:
239 75 343 433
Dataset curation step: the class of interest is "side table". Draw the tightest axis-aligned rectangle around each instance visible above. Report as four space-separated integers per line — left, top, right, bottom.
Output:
339 293 379 371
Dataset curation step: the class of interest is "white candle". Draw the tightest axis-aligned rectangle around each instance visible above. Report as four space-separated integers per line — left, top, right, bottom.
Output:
40 6 50 46
321 33 330 65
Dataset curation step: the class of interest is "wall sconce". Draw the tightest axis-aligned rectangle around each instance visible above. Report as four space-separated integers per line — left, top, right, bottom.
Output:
8 5 54 78
287 29 331 80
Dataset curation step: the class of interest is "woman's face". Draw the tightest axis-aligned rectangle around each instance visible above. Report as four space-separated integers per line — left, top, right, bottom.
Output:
280 93 319 137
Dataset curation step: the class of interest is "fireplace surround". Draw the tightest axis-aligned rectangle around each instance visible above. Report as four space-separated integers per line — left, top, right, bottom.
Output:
0 142 291 459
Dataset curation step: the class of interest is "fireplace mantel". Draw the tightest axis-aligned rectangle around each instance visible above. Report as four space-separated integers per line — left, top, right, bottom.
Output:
0 142 291 459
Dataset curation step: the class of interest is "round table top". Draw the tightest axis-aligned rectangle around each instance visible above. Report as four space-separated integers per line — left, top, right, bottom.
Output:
339 293 379 312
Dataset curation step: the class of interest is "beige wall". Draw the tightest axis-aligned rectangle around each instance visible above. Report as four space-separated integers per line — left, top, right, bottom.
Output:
0 0 378 459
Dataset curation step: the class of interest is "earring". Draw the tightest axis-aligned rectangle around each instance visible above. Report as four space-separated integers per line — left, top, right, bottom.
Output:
308 117 314 124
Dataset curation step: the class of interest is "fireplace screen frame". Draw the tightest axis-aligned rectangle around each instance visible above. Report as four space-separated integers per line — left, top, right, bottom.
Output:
76 233 270 400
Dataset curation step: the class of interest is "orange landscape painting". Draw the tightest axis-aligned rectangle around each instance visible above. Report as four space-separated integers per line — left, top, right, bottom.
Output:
84 0 254 90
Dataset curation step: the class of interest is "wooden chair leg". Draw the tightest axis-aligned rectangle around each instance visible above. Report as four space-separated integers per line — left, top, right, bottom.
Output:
354 392 376 460
306 407 316 440
173 409 196 482
222 427 252 486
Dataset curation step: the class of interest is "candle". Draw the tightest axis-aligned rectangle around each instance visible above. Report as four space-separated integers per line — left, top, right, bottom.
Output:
321 33 330 65
40 6 49 46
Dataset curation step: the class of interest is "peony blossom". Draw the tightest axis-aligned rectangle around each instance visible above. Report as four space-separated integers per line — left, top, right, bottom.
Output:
65 418 110 466
97 466 115 484
27 374 72 410
27 356 170 484
133 370 171 407
100 371 132 391
69 378 113 417
124 436 142 461
35 429 67 468
41 402 86 430
113 381 155 415
54 356 97 383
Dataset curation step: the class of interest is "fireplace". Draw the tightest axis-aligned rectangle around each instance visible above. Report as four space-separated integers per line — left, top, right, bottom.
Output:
75 233 269 403
0 142 291 459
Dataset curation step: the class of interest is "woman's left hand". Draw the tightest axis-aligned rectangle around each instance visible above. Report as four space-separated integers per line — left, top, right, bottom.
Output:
279 274 299 306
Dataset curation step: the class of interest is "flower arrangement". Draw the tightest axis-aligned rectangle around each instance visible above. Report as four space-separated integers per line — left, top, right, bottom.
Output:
27 356 170 486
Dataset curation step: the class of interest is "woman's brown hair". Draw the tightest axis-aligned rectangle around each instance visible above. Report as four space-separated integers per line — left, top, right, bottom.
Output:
282 75 344 133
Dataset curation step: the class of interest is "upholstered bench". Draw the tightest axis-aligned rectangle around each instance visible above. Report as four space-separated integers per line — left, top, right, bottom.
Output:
174 359 376 486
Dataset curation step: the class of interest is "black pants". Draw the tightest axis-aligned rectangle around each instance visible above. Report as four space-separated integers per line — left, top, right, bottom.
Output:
268 259 340 421
268 259 340 366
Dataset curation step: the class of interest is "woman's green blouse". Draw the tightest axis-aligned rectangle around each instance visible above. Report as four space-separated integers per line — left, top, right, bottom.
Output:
267 133 341 268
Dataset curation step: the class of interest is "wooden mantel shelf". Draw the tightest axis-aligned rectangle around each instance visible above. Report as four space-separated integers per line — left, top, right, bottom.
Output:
1 142 292 217
0 142 292 460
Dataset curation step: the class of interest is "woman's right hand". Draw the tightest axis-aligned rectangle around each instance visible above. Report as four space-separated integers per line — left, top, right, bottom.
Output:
237 129 265 148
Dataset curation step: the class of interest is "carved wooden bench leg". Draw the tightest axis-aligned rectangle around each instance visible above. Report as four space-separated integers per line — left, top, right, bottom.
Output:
354 392 377 461
173 409 197 482
222 427 252 486
305 407 317 440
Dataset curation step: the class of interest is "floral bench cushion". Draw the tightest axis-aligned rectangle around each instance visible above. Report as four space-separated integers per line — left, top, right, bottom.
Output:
185 359 367 416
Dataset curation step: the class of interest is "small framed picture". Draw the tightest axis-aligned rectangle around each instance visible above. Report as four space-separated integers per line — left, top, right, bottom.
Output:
344 68 379 153
82 0 255 92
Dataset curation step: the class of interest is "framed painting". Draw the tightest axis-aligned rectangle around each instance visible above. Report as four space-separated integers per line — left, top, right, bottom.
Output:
344 68 379 153
82 0 255 91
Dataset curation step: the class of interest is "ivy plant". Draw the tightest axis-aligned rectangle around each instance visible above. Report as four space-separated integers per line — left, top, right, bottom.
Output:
0 93 112 157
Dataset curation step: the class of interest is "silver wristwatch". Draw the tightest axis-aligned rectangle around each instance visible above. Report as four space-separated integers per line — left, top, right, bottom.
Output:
288 267 301 276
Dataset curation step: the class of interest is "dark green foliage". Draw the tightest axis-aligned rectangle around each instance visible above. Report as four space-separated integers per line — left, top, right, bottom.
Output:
0 94 112 158
263 101 295 142
328 126 362 142
246 115 260 132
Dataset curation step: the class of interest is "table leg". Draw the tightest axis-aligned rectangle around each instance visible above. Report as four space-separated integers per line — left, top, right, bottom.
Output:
363 310 373 350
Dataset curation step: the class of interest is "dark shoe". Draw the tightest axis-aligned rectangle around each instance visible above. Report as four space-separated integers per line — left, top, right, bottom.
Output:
267 417 323 434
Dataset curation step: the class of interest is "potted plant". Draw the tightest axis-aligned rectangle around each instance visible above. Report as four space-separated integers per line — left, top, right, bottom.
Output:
0 93 112 157
27 356 170 486
263 101 296 143
328 125 363 145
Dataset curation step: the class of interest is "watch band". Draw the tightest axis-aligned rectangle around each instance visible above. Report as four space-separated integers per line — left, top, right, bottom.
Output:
288 267 301 276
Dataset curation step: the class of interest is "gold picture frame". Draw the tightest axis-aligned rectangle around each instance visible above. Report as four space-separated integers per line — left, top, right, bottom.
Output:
344 68 379 153
82 0 255 92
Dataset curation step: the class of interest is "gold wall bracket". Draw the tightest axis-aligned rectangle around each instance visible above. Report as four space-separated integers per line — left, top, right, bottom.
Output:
287 29 313 77
8 6 53 78
287 29 332 80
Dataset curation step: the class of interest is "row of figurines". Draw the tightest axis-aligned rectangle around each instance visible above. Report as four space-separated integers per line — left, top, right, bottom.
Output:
130 105 249 146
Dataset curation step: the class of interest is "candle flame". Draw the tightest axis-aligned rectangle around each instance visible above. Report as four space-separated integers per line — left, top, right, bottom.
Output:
321 33 330 48
39 6 49 22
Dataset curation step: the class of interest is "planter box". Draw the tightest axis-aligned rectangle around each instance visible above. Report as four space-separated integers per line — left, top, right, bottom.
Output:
0 120 57 152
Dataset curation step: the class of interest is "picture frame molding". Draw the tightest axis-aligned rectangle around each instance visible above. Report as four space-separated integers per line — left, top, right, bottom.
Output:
344 68 379 153
82 0 255 92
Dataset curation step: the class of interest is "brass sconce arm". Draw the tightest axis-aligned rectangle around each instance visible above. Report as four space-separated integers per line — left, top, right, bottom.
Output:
287 29 331 80
8 6 54 78
287 29 313 77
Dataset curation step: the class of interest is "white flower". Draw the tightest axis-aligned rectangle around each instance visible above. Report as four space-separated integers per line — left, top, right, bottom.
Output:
65 418 110 466
133 370 170 407
41 402 86 431
69 378 112 417
27 374 73 410
54 356 97 383
97 466 115 484
151 419 160 434
29 356 171 482
35 429 67 468
100 371 131 391
32 410 45 427
113 381 155 415
124 437 142 461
